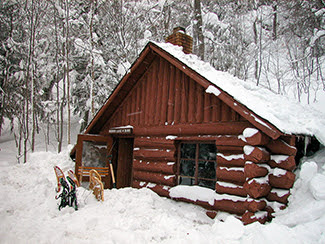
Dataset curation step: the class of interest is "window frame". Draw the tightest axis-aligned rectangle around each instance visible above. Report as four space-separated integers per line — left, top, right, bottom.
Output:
177 141 217 189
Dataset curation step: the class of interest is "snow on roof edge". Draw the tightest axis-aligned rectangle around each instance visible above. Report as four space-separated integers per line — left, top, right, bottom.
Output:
153 41 325 145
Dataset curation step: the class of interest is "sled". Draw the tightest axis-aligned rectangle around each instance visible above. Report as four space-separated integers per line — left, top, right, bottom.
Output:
88 169 104 201
54 166 66 193
89 169 102 190
68 170 80 187
92 176 104 201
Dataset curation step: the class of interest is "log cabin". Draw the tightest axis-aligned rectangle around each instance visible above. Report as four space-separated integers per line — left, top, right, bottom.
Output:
70 27 325 224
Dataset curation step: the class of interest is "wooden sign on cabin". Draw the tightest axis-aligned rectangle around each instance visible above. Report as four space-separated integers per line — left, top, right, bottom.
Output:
108 126 133 135
70 27 324 225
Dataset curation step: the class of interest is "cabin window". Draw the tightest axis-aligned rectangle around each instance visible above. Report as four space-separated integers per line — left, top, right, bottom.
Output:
178 142 217 189
82 141 108 167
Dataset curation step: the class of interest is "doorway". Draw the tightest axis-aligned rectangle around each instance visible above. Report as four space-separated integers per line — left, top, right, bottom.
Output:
112 138 134 189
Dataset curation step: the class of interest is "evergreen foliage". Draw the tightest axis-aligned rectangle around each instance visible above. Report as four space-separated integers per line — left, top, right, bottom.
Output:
0 0 324 158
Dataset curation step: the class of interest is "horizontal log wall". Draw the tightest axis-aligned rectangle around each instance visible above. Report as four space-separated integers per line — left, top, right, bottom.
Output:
130 130 297 224
132 136 177 196
239 131 297 224
115 127 296 224
265 135 296 210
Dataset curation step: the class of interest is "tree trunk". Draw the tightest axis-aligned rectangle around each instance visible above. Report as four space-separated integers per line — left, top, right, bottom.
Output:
89 0 95 119
193 0 204 60
66 0 71 145
272 1 277 41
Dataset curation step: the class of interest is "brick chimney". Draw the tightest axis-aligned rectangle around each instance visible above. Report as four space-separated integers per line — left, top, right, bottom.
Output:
165 27 193 54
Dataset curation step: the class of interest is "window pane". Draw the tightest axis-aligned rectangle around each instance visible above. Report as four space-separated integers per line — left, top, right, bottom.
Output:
180 143 196 159
82 141 108 167
180 160 195 177
199 144 216 160
179 177 195 186
198 160 216 179
198 179 216 190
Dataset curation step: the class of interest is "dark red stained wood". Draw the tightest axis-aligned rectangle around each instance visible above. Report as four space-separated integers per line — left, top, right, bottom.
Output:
180 72 188 123
167 65 175 124
244 146 270 163
176 135 246 146
266 139 297 156
125 102 129 125
216 96 222 121
268 156 296 171
203 93 211 122
231 109 237 121
133 170 176 186
155 57 164 125
269 171 295 189
245 130 270 146
120 105 125 125
145 70 151 125
116 138 133 188
266 190 290 204
216 166 246 184
132 86 138 125
136 82 141 125
130 90 135 124
217 145 243 154
134 137 175 149
131 94 135 123
80 42 283 142
218 98 223 121
122 103 126 125
133 149 175 161
149 61 157 125
221 102 229 122
215 182 247 197
140 75 146 125
244 162 269 179
174 68 181 123
196 82 204 123
217 154 246 167
125 97 132 125
133 160 176 174
160 59 169 125
114 107 120 127
134 121 250 136
211 95 218 122
188 78 195 123
127 91 132 124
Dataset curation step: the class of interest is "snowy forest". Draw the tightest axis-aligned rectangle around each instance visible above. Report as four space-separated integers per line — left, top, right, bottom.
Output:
1 0 325 163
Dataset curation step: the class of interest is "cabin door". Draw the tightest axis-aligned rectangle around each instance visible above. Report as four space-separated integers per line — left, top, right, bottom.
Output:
75 134 113 187
113 138 134 188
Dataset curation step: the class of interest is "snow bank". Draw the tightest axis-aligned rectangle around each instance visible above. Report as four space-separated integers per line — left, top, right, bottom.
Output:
273 149 325 231
1 138 325 243
154 42 325 145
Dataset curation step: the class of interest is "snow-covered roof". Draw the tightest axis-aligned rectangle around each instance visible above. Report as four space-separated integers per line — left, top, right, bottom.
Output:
154 42 325 144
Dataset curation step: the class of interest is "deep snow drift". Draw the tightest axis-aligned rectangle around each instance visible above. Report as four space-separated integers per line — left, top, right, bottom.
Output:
1 139 325 243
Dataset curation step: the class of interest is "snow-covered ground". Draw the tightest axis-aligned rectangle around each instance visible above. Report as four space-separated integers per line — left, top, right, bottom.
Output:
1 127 325 243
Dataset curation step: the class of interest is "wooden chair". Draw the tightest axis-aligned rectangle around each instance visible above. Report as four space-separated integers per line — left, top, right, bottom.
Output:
78 165 109 186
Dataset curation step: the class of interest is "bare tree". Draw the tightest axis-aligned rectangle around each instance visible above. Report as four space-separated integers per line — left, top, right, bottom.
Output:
193 0 205 60
65 0 71 144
